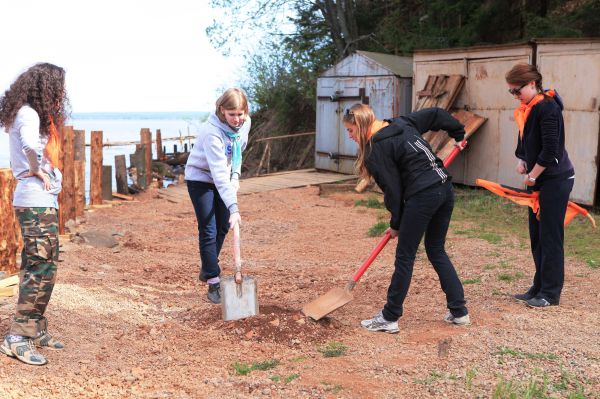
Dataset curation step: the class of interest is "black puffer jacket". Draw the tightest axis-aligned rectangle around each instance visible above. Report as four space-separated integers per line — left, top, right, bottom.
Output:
365 107 465 229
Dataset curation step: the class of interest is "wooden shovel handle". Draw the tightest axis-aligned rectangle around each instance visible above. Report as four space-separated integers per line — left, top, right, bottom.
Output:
352 231 392 283
232 222 242 282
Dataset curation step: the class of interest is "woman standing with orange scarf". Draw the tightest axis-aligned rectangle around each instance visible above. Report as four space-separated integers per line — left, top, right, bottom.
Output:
0 63 68 365
506 63 575 308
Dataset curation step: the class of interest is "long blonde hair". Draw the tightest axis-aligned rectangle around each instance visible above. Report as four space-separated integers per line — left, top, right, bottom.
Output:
342 103 375 179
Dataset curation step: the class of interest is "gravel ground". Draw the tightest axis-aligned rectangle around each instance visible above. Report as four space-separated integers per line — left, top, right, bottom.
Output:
0 184 598 398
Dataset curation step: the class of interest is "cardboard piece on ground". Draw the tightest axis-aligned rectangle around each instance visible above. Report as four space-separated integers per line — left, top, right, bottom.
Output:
0 285 17 297
112 192 134 201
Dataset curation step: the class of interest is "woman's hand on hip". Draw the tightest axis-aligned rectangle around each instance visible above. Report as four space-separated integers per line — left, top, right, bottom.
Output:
229 212 242 229
27 170 51 190
386 227 399 239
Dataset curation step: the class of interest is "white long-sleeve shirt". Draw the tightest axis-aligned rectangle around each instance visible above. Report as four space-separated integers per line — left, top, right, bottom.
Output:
9 105 62 208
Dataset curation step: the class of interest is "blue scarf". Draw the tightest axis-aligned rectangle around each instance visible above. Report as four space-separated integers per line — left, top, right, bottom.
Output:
224 130 242 178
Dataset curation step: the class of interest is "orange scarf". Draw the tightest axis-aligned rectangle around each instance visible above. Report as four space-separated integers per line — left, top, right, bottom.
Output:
514 90 555 139
44 117 61 168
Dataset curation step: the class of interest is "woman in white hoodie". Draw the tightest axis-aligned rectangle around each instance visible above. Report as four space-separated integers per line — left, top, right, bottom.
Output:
185 88 250 304
0 63 68 366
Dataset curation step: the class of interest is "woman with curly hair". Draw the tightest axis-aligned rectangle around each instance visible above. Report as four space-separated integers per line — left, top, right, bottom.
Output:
0 63 69 366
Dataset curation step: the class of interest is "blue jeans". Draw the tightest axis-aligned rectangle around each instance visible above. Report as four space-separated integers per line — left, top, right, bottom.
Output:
187 181 230 280
382 181 467 322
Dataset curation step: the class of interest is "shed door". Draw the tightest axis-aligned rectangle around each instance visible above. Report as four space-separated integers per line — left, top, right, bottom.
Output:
316 76 399 174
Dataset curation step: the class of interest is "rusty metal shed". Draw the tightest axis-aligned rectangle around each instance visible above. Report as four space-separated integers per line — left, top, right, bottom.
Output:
315 50 413 173
413 38 600 205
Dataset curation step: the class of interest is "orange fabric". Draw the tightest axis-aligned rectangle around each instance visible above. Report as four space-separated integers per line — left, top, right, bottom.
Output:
44 117 61 168
475 179 595 228
514 90 556 139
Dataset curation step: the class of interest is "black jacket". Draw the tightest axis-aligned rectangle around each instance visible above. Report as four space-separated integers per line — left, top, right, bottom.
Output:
365 108 465 230
515 95 574 185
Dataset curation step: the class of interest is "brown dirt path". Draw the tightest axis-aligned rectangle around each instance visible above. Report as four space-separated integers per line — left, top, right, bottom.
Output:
0 185 598 398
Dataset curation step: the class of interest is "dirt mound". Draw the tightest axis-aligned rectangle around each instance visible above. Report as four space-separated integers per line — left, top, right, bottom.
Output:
188 305 342 345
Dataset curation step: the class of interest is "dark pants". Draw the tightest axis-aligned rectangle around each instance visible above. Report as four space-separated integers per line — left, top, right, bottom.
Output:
526 177 574 304
382 182 467 322
187 181 230 281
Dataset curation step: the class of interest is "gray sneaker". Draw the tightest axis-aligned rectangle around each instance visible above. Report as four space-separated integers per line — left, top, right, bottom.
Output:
207 283 221 304
0 337 48 366
444 311 471 325
360 311 399 333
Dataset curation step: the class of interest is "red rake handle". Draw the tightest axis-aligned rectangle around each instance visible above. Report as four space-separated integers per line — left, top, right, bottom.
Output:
352 231 392 283
443 139 467 168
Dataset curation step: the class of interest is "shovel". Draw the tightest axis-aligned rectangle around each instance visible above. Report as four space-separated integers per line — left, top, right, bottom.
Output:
221 223 259 321
302 231 392 320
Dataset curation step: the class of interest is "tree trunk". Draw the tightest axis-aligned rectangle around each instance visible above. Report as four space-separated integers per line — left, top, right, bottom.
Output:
0 169 21 274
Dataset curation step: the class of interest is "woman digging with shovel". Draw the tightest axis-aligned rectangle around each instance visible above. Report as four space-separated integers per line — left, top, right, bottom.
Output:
342 104 470 333
185 88 250 304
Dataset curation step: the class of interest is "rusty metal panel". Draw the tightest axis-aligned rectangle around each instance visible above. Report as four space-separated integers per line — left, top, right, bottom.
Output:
322 53 393 77
315 77 341 172
537 41 600 205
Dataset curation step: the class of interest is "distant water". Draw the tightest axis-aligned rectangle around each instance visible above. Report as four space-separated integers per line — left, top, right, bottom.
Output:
0 111 209 198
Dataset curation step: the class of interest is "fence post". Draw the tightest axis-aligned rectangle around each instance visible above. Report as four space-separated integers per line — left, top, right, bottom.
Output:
90 131 103 205
156 129 163 161
0 169 21 274
102 165 112 201
115 155 128 195
58 125 75 233
73 129 86 218
140 128 152 187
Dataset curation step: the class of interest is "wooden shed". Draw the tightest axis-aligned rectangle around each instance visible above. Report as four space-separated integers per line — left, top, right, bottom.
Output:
315 51 413 174
413 38 600 205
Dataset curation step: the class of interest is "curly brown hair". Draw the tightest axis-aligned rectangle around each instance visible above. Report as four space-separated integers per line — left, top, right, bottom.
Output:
0 63 69 135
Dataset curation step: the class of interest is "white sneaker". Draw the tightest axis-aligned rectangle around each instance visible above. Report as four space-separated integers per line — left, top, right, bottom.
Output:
444 311 470 326
360 311 399 333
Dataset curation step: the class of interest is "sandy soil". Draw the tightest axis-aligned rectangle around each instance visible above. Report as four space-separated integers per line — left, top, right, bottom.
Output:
0 183 598 398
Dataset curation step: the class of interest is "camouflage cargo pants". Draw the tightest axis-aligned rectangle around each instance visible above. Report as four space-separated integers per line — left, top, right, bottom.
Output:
9 207 59 337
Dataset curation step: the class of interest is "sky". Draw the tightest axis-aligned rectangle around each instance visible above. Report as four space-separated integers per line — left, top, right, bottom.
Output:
0 0 245 113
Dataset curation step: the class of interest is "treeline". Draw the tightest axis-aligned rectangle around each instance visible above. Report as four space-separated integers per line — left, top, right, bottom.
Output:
209 0 599 136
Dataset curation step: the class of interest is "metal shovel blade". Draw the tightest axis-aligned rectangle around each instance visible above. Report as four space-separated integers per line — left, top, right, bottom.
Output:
221 276 259 321
301 286 354 321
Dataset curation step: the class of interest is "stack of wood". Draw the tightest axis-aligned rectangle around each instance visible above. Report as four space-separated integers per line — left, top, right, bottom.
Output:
415 74 487 164
355 74 487 193
0 169 22 275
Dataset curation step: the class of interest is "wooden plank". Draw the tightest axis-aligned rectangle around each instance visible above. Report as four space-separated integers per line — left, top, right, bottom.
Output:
102 165 113 201
74 130 86 218
140 128 152 186
437 110 487 162
90 131 103 206
156 129 164 161
0 274 18 288
112 192 134 201
114 155 128 195
59 125 76 232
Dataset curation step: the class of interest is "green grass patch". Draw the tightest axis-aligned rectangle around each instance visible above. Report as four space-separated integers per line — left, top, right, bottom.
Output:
497 272 524 282
465 368 477 390
318 342 348 358
495 346 558 361
354 196 385 209
284 373 300 384
269 375 280 382
463 278 481 285
368 221 388 237
291 356 306 362
484 264 497 270
453 186 600 270
414 370 444 385
232 359 280 376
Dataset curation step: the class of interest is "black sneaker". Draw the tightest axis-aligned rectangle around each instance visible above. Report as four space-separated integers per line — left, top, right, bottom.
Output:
513 292 535 302
526 297 557 308
207 283 221 304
